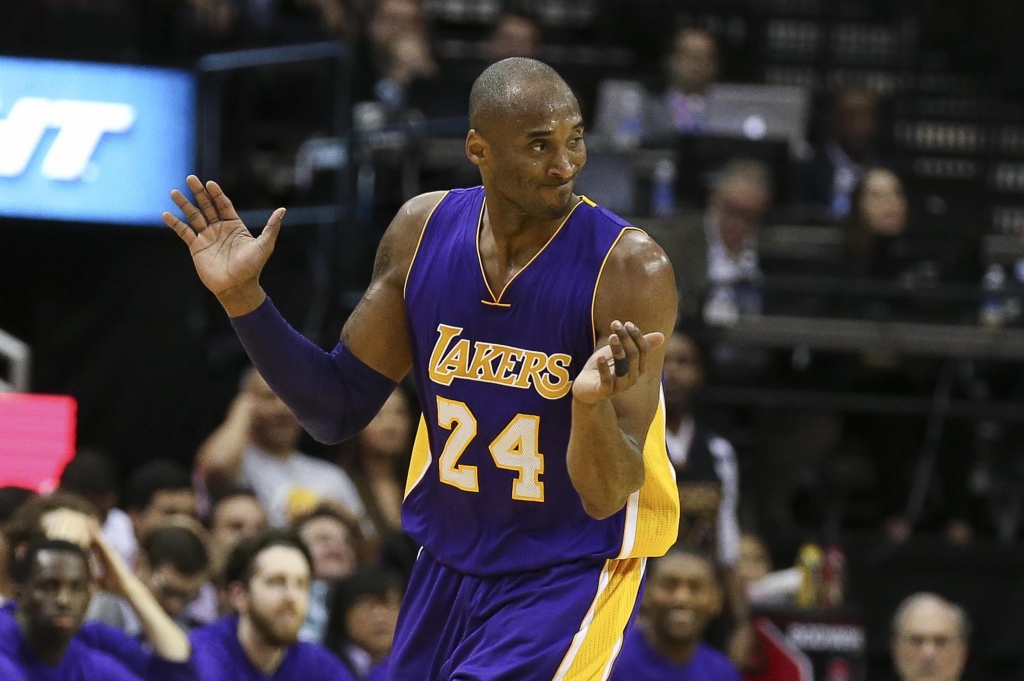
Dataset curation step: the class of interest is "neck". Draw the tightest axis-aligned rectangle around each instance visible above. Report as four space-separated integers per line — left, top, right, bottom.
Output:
362 451 396 479
482 189 578 244
646 627 700 666
16 613 71 666
237 616 288 675
254 438 293 458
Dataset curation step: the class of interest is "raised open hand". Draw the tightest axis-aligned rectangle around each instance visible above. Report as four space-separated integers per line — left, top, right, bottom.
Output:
162 175 285 307
572 320 665 406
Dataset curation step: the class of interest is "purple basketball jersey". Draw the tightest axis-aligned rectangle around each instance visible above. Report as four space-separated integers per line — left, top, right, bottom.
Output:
402 187 679 575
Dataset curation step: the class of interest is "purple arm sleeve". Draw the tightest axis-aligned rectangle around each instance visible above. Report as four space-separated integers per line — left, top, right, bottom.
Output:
229 296 398 444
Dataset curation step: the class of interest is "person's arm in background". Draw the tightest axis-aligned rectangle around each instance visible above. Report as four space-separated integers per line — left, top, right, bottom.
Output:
87 522 192 664
195 392 253 493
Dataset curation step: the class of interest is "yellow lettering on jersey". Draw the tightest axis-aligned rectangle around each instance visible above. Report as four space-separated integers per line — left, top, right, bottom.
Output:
428 326 573 399
539 354 572 400
428 324 465 386
440 339 472 378
468 342 502 382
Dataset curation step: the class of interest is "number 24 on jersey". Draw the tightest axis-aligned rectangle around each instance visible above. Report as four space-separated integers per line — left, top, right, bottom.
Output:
435 396 545 502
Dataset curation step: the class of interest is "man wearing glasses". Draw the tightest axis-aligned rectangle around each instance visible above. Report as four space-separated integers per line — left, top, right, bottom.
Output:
891 593 969 681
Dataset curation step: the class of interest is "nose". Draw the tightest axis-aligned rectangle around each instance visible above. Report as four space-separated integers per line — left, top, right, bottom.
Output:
55 584 74 607
548 149 575 180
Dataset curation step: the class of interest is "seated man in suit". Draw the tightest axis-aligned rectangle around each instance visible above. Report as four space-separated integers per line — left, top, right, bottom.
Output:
645 159 772 323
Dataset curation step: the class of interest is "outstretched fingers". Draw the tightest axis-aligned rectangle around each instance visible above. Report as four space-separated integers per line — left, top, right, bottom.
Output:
187 175 220 225
171 188 208 232
206 180 241 221
162 211 196 246
256 208 287 251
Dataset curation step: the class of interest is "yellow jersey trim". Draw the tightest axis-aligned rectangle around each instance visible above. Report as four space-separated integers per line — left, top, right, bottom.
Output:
552 558 646 681
403 191 450 299
404 416 434 499
480 300 512 308
476 195 585 306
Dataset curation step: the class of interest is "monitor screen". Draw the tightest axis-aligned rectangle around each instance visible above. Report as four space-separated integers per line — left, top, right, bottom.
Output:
0 57 195 226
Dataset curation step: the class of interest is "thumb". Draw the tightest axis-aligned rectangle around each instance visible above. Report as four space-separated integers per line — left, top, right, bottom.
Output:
257 207 286 252
644 331 666 349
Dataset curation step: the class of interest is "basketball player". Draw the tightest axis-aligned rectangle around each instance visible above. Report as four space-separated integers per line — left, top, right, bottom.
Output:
164 57 680 679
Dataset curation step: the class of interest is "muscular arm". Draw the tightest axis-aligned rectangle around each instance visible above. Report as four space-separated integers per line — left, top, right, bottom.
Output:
567 231 678 520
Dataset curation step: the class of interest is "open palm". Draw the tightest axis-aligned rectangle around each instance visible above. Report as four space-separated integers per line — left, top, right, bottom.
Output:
162 175 285 297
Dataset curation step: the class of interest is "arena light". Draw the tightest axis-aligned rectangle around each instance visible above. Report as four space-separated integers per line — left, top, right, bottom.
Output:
0 393 77 491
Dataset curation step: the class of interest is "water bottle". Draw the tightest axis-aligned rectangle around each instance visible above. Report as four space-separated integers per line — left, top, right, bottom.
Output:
820 546 846 608
980 263 1007 329
650 159 677 219
613 88 643 149
795 543 823 608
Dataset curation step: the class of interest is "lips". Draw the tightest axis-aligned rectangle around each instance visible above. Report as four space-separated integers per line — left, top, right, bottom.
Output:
49 614 76 630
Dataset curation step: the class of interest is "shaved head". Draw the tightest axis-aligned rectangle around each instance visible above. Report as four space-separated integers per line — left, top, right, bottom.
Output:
469 58 577 138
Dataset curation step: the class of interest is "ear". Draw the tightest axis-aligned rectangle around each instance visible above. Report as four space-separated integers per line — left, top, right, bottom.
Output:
465 130 488 168
227 582 248 615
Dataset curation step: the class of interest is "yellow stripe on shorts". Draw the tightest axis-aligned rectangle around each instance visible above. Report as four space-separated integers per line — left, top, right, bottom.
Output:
552 557 646 681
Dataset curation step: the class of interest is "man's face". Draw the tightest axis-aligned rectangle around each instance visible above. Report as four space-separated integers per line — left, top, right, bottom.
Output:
298 516 356 583
211 496 268 565
140 562 207 618
17 549 93 644
712 180 769 255
645 553 722 646
235 546 310 647
138 489 197 538
247 374 303 454
359 390 412 459
893 601 968 681
344 588 403 659
469 86 586 221
668 31 719 95
662 333 704 414
835 89 879 157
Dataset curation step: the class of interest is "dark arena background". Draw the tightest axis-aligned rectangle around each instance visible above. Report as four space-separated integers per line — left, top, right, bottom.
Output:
3 1 1024 680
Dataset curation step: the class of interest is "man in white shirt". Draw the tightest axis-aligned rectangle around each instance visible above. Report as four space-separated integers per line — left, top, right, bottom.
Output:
197 368 364 527
59 450 138 566
663 330 753 668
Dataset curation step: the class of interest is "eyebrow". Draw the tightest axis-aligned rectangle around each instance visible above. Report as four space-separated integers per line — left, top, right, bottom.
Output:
525 121 585 138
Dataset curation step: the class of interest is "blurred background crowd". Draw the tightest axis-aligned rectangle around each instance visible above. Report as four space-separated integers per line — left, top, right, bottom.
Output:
5 0 1024 679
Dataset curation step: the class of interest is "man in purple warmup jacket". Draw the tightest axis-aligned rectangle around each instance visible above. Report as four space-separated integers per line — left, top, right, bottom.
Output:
189 529 356 681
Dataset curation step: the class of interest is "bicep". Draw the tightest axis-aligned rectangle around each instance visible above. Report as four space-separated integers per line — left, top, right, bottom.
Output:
340 192 446 382
596 231 678 442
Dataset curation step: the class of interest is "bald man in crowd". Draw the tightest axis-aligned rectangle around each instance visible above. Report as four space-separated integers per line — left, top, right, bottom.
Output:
891 593 969 681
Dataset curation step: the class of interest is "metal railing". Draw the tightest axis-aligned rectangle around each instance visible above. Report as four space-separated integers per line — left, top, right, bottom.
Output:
0 328 30 393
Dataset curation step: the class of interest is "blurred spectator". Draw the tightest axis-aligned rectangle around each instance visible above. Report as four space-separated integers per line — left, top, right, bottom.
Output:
609 548 739 681
197 368 364 527
360 0 439 121
736 534 772 589
647 159 772 322
0 487 37 605
123 460 197 543
644 27 720 140
844 167 910 280
483 10 541 61
1 511 193 675
663 330 752 667
292 506 362 643
794 87 888 221
189 529 357 680
60 449 137 566
342 388 414 539
323 570 404 679
208 488 270 576
3 492 100 562
88 523 211 636
891 593 969 681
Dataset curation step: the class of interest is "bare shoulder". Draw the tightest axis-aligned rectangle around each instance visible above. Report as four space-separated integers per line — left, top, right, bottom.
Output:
594 228 677 334
374 191 449 280
602 229 676 294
